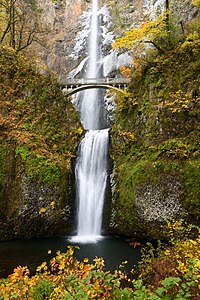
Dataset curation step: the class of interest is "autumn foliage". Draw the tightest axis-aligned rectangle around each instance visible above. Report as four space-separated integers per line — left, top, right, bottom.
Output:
0 46 82 185
0 223 199 299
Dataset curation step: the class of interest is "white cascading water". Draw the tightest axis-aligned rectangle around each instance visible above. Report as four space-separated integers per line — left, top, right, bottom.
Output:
80 0 99 130
72 0 109 243
75 129 109 241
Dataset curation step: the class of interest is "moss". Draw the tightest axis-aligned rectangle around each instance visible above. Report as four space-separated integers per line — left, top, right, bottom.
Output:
111 32 200 235
25 155 61 186
0 46 82 239
0 46 82 186
0 141 6 215
183 158 200 218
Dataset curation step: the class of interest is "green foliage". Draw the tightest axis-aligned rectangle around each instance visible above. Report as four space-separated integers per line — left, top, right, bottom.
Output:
183 159 200 217
158 138 199 159
32 280 53 299
111 12 200 232
15 145 30 161
0 46 82 186
25 155 61 185
137 221 200 299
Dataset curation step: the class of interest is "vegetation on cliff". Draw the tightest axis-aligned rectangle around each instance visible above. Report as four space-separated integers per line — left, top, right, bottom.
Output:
0 0 45 52
110 2 200 238
0 46 82 239
0 45 82 182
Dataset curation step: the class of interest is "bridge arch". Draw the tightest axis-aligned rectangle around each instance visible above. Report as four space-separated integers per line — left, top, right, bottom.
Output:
63 84 127 96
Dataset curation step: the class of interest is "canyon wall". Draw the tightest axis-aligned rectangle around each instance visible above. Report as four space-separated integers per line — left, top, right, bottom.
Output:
34 0 198 80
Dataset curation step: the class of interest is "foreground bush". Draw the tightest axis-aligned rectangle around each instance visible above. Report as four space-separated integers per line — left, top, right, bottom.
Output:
0 223 199 299
137 221 200 300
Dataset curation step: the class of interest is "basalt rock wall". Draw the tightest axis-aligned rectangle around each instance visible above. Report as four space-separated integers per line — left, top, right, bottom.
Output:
108 0 200 239
0 47 82 240
35 0 198 80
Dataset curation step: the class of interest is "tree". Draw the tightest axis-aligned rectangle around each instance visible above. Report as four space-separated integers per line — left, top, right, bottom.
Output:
113 14 168 54
113 1 173 55
0 0 44 52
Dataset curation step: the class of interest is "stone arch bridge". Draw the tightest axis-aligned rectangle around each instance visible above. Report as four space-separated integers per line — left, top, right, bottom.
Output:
60 78 131 96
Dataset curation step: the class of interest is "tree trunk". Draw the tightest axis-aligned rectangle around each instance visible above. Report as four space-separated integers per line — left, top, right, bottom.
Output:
9 0 16 48
165 0 170 32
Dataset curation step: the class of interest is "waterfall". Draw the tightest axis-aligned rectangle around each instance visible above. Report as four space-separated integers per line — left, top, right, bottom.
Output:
80 0 100 130
72 0 109 243
74 129 109 242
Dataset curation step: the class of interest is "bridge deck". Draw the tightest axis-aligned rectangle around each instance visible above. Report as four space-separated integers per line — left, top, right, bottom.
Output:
60 77 131 87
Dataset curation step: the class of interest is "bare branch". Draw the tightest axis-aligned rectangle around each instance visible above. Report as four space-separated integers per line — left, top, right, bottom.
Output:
144 40 165 54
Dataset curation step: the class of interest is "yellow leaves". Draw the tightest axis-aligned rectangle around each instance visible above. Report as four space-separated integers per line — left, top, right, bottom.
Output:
162 223 200 277
116 91 138 113
39 202 55 215
70 127 84 138
164 89 199 113
195 259 200 270
113 14 166 51
189 239 197 246
58 260 66 271
192 0 200 6
177 260 188 275
50 201 55 209
77 127 84 135
93 257 105 271
180 31 200 55
36 261 48 273
39 207 47 215
164 250 171 256
119 131 136 141
67 245 74 257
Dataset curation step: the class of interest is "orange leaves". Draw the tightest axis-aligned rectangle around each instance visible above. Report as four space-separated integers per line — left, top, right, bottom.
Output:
119 66 132 78
9 266 30 283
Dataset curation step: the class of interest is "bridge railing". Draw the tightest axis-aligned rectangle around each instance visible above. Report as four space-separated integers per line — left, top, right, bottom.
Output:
60 77 131 86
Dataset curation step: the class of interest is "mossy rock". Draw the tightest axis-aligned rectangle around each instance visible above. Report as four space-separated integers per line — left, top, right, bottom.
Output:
110 31 200 238
0 46 82 240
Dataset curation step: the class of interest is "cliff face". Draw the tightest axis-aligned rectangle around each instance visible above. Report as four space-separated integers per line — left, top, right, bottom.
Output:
34 0 89 79
108 1 200 239
0 47 82 240
33 0 198 80
34 0 141 79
